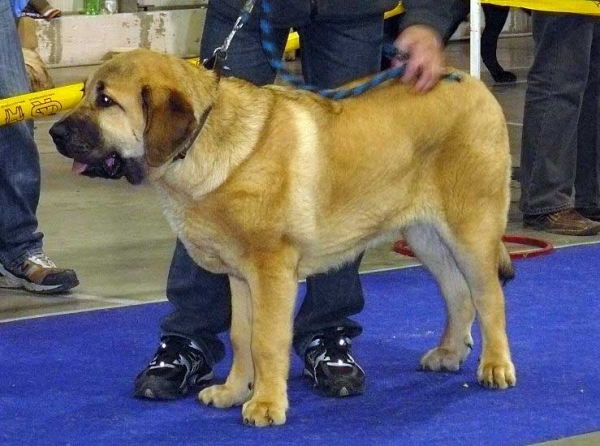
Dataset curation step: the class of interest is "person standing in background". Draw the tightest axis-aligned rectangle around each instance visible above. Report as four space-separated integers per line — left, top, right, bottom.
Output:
0 0 79 293
520 12 600 236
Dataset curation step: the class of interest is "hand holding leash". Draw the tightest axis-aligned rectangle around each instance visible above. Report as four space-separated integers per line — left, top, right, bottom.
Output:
393 25 445 93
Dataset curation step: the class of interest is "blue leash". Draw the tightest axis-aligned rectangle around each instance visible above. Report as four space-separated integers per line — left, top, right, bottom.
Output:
259 0 407 100
204 0 409 100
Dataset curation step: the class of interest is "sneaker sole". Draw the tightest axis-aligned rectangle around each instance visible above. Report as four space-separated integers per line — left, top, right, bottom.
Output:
134 371 214 400
0 264 79 294
302 368 365 398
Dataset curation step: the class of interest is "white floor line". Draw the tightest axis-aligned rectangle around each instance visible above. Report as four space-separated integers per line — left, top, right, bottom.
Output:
552 240 600 250
0 295 167 324
507 122 524 127
2 240 599 324
70 292 153 306
360 262 420 275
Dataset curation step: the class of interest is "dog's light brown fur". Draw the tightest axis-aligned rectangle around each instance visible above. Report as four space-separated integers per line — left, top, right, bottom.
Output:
57 49 516 426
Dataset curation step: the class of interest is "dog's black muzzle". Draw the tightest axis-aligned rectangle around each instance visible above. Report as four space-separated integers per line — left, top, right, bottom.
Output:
50 119 145 184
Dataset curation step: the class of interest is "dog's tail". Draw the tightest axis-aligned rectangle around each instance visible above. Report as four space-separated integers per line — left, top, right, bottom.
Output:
498 241 515 285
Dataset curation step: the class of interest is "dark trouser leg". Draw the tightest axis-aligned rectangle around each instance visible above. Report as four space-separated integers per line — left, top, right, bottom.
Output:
442 0 469 42
292 14 383 355
519 12 595 216
574 22 600 211
381 14 401 71
293 256 365 355
161 241 231 366
481 4 514 82
0 3 43 267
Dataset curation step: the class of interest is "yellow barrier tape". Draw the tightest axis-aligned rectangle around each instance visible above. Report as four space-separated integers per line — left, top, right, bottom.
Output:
384 4 404 19
1 83 84 127
482 0 600 15
285 32 300 52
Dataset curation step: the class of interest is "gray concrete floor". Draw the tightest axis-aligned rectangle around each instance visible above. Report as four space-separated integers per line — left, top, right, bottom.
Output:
1 36 599 445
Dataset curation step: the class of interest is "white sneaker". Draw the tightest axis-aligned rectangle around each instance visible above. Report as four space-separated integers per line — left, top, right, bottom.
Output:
0 252 79 294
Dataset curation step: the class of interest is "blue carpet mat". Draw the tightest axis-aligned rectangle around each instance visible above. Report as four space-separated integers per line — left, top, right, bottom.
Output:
2 244 600 445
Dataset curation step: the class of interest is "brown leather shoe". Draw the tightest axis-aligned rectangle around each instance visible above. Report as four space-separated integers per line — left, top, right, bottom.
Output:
576 207 600 222
523 208 600 236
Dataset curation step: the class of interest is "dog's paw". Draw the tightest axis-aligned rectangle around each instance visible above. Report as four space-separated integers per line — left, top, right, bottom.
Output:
198 384 252 408
477 359 516 389
420 345 472 372
242 398 288 427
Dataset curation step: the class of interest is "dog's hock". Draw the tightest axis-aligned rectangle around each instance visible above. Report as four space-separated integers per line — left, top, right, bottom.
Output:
141 85 197 167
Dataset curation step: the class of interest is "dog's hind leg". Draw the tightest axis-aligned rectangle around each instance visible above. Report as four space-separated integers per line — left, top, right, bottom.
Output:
199 276 254 408
440 224 516 389
403 224 476 372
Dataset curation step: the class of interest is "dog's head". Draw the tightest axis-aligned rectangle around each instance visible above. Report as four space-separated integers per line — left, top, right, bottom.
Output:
50 49 217 184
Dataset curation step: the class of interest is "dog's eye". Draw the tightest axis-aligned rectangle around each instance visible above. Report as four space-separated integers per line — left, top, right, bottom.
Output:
96 94 114 108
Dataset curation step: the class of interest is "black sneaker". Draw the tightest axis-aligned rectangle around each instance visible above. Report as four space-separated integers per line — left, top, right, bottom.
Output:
134 335 214 400
303 332 365 397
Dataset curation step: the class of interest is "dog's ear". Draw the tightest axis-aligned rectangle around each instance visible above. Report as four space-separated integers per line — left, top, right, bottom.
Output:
141 85 197 167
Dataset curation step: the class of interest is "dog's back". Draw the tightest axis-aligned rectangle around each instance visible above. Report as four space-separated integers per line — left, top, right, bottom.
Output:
255 72 512 278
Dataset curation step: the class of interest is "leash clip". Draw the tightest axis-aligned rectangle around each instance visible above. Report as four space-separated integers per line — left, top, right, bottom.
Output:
202 48 229 73
203 0 256 74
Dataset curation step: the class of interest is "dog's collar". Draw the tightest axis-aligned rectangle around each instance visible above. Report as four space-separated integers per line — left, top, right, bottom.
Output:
173 105 213 162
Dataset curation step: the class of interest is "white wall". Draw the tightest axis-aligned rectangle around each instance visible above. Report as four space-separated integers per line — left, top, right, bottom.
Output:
34 8 206 67
45 0 206 14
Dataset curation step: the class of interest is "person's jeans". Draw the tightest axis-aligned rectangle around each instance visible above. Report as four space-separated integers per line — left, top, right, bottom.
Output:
0 1 43 268
160 2 384 365
519 12 600 215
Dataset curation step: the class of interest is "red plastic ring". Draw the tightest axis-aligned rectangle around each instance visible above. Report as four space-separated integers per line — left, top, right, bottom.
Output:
393 235 554 260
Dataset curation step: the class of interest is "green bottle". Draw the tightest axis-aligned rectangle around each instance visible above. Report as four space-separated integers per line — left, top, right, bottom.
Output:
84 0 101 15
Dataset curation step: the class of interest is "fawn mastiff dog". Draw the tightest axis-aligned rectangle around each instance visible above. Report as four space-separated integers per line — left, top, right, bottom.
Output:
50 49 516 426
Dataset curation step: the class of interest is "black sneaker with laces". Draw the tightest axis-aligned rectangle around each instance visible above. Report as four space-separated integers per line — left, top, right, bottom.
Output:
134 335 214 400
303 331 365 397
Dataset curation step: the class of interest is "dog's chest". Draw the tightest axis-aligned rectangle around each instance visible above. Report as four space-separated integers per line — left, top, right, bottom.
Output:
180 236 232 274
156 187 239 275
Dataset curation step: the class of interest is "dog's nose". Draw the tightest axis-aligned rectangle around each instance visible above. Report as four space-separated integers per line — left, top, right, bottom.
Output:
49 121 71 144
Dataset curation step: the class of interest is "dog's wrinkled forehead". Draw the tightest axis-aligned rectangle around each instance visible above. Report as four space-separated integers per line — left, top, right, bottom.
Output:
85 61 138 99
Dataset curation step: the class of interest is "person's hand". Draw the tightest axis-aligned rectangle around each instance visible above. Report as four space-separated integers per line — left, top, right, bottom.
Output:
392 25 444 93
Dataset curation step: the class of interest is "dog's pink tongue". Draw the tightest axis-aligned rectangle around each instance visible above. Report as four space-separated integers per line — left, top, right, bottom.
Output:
72 161 88 175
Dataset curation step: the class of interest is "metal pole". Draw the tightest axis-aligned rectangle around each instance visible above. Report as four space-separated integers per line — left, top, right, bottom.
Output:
470 0 481 78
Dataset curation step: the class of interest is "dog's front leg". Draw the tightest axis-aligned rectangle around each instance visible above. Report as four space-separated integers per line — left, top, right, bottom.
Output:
241 258 298 427
199 276 254 407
